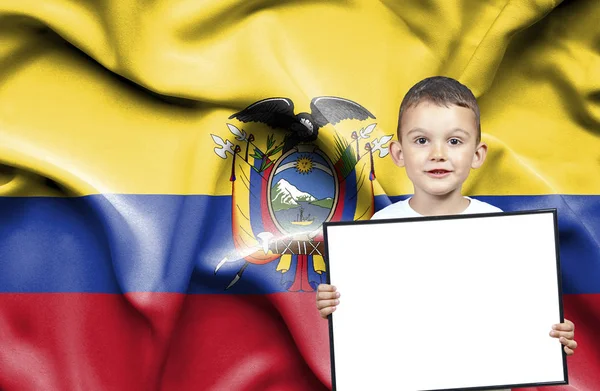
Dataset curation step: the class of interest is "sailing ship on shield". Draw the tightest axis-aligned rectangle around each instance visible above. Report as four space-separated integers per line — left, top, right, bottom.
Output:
210 97 392 292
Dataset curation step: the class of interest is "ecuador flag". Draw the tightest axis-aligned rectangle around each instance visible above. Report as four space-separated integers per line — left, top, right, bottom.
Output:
0 0 599 390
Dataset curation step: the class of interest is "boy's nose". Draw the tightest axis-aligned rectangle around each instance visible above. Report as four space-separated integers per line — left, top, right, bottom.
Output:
429 143 447 161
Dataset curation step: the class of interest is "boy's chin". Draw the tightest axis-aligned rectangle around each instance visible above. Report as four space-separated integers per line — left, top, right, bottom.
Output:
419 187 461 198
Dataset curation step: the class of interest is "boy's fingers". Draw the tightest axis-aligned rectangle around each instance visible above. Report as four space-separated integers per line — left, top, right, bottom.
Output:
549 330 575 340
552 321 574 332
560 337 578 350
317 291 340 301
316 299 340 310
565 318 574 328
562 339 577 355
317 284 337 292
319 306 337 319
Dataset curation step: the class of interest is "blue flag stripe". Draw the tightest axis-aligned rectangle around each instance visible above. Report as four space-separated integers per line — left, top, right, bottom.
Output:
0 194 598 294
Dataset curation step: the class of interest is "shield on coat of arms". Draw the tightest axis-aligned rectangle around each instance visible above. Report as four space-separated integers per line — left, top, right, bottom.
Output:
267 144 339 239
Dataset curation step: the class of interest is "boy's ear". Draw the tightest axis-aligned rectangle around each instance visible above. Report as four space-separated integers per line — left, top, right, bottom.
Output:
389 140 405 168
471 141 488 169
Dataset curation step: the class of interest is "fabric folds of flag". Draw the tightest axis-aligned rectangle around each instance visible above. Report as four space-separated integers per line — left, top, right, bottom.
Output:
0 0 599 390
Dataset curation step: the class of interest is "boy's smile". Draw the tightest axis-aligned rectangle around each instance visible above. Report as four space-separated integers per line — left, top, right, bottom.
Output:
426 169 451 178
389 102 487 211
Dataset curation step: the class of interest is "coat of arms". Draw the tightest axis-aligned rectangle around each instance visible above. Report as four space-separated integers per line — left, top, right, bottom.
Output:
211 97 392 291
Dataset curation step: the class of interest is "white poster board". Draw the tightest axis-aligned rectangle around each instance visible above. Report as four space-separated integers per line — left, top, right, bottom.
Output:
323 209 567 391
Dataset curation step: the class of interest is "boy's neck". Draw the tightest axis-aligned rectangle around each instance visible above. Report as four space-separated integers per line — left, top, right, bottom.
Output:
408 190 470 216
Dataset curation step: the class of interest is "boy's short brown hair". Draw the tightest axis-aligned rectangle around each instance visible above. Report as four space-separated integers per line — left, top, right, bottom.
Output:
397 76 481 143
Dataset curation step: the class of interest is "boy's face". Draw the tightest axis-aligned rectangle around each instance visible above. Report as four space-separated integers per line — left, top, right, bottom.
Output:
390 102 487 198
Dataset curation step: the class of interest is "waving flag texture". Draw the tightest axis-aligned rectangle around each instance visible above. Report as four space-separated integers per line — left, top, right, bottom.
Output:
0 0 599 390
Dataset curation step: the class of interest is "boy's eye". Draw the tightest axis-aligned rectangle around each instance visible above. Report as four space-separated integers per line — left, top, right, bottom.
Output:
415 137 428 145
449 138 462 145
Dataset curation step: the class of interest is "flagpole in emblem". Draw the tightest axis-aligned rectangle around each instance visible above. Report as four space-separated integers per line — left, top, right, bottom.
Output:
230 145 241 181
245 134 254 162
211 97 393 292
365 142 375 180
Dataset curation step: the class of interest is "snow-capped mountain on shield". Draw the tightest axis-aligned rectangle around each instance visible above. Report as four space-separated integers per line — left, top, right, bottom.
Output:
271 179 317 211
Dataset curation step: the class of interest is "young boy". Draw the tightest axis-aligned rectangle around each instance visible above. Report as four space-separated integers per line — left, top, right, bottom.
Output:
316 76 578 357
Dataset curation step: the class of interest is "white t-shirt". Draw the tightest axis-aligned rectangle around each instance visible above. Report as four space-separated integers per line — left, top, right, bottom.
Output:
371 196 503 220
371 197 509 391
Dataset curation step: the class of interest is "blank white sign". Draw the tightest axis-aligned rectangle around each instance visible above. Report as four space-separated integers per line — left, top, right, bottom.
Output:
324 210 567 391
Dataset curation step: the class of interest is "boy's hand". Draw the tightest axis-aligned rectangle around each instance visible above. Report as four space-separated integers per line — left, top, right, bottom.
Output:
550 318 577 355
316 284 340 319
